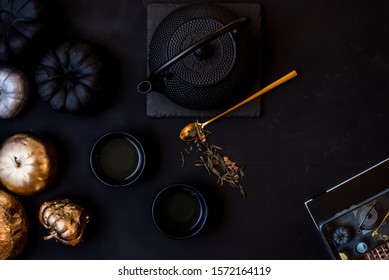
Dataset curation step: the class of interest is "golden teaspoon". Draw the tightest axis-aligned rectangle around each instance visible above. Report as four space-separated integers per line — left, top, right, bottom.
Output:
179 70 298 141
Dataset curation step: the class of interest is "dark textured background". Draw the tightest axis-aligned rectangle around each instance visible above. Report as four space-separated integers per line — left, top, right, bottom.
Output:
1 0 389 259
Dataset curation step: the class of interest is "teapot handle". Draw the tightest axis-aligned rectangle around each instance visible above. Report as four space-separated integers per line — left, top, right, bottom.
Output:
137 16 250 94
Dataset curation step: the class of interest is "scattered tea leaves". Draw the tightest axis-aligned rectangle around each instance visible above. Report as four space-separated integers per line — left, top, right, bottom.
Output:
181 121 246 197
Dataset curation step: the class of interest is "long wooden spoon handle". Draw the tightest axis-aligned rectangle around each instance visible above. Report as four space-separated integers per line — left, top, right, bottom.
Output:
203 70 298 126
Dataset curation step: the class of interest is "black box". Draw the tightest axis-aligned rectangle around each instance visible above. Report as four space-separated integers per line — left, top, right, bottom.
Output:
305 158 389 260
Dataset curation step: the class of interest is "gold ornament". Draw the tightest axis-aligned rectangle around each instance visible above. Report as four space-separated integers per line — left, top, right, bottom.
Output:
0 189 28 259
39 198 89 246
0 132 57 196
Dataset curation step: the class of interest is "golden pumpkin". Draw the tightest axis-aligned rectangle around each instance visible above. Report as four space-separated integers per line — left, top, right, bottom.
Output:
0 132 57 196
0 189 28 259
39 198 89 246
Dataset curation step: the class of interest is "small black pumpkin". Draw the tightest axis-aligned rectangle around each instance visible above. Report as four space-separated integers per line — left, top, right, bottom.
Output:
0 0 43 61
35 41 103 113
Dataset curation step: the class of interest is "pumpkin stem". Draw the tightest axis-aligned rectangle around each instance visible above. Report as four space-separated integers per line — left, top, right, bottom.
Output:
44 231 57 240
13 156 21 168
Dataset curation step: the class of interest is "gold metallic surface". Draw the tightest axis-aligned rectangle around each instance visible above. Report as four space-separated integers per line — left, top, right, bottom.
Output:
372 211 389 241
39 198 89 246
0 132 57 196
0 189 28 259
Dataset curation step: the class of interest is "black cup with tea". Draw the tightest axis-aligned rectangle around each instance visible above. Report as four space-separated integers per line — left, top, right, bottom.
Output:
90 131 145 187
152 184 208 239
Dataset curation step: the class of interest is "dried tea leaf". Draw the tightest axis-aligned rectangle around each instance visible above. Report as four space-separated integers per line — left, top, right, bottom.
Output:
181 122 246 197
180 151 185 168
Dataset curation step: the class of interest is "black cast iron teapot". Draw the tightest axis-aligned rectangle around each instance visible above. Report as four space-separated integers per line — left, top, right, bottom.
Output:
138 3 259 110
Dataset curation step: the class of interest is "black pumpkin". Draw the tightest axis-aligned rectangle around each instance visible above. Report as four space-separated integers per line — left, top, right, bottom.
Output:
35 41 103 113
0 0 43 61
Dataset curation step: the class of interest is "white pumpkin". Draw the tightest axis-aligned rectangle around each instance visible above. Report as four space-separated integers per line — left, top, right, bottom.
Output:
0 132 57 196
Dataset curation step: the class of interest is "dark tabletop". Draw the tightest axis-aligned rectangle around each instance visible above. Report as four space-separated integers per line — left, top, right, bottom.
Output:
2 0 389 260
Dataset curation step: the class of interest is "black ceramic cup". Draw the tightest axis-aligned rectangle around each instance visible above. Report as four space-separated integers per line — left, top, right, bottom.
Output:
90 131 145 187
152 184 208 239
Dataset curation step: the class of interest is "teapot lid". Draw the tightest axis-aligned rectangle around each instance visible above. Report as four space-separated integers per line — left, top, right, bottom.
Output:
166 17 236 87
